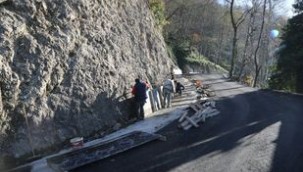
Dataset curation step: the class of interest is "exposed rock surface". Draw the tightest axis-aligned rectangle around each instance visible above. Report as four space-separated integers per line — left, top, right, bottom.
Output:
0 0 173 168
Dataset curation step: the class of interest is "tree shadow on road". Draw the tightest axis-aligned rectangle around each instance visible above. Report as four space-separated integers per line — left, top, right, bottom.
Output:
72 90 303 172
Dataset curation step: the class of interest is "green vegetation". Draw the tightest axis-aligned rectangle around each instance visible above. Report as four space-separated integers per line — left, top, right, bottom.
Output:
269 0 303 93
167 36 227 73
185 53 228 73
170 39 191 70
159 0 299 91
162 0 233 73
149 0 168 29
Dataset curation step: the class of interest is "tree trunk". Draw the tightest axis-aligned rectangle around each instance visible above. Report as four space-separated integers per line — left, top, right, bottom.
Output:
253 0 267 87
238 59 247 79
228 0 250 78
229 29 238 78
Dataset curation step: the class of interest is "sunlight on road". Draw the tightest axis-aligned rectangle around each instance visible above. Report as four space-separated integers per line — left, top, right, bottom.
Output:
168 121 282 172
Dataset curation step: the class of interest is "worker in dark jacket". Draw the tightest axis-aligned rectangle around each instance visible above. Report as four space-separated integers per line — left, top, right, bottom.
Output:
176 82 185 96
131 78 148 120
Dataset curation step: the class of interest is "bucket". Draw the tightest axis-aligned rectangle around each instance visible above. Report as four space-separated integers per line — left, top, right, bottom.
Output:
70 137 84 148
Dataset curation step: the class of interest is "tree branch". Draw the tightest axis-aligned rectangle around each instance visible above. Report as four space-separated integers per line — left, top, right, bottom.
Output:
166 6 182 21
236 7 253 27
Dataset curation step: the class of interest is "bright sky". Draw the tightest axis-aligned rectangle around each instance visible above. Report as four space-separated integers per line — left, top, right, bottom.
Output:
217 0 296 18
283 0 295 17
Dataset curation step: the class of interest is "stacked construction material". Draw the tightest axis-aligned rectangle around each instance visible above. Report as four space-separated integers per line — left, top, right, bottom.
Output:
47 131 166 172
178 100 220 130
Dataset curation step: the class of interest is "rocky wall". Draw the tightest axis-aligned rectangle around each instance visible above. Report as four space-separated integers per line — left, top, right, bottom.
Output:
0 0 173 168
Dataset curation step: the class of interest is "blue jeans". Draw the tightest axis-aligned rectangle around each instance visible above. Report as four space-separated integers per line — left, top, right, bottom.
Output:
163 89 172 108
152 90 161 110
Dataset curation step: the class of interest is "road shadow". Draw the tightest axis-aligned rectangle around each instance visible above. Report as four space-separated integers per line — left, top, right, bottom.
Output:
71 89 303 172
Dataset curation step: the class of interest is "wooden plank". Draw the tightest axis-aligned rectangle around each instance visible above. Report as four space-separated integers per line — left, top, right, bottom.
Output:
195 102 204 109
185 116 199 128
178 111 189 122
180 108 220 130
183 123 194 130
189 104 199 112
179 111 201 129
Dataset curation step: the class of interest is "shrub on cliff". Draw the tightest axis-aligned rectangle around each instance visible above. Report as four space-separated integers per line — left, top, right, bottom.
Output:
149 0 168 29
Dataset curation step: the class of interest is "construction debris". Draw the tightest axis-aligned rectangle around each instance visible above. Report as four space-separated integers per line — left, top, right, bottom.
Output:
47 131 166 172
178 100 220 130
196 85 216 98
178 80 219 130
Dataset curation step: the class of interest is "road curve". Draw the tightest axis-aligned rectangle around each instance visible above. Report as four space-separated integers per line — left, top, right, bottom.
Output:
73 74 303 172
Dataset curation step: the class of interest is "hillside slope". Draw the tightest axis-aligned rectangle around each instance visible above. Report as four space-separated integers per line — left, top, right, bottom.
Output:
0 0 173 167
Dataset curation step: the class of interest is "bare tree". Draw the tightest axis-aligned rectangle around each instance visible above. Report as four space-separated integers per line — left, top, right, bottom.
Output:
238 0 262 80
163 0 287 81
252 0 267 87
227 0 252 78
258 0 284 86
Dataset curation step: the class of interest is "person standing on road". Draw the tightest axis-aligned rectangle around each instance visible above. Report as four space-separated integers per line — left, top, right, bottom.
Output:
132 78 148 120
151 82 161 110
162 78 174 108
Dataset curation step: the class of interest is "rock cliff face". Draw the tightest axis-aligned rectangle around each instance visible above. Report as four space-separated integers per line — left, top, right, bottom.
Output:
0 0 173 167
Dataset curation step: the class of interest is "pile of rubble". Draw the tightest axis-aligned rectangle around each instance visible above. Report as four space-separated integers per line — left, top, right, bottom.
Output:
178 80 219 130
178 100 220 130
195 80 216 99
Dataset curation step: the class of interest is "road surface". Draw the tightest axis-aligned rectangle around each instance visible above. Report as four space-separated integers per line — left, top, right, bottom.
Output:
72 74 303 172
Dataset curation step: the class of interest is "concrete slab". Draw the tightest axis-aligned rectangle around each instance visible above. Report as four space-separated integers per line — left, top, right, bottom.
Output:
46 131 165 172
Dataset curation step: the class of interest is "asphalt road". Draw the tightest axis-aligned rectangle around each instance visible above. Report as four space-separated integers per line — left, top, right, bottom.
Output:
73 74 303 172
